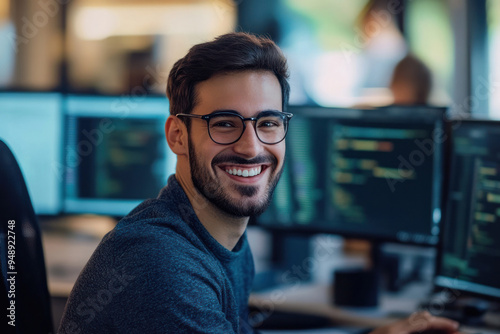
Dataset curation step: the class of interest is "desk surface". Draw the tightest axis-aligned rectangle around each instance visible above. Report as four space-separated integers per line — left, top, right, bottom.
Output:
250 282 500 333
259 328 364 334
41 215 116 296
250 282 425 329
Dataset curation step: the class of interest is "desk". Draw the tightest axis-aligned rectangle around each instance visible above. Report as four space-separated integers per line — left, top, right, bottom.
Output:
250 282 423 329
259 329 362 334
41 215 116 297
250 282 500 334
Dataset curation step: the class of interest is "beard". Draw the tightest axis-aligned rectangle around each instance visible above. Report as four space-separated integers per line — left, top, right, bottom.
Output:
188 142 283 218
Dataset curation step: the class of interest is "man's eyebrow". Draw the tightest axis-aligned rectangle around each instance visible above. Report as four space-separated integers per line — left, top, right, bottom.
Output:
208 109 282 116
208 109 240 115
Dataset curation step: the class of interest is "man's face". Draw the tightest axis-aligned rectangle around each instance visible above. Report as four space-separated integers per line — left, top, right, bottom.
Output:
187 71 285 217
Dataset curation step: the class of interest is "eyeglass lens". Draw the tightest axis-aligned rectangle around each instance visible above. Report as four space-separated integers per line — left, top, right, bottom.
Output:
208 113 286 144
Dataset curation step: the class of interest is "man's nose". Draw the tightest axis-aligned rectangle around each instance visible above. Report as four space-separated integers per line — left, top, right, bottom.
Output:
232 122 263 157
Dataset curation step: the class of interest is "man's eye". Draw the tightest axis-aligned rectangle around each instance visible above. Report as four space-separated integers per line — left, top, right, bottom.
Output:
212 120 236 128
258 119 281 128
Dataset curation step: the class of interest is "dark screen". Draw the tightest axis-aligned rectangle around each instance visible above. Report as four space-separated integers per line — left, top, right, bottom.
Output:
257 106 445 245
63 96 175 216
74 117 164 200
435 120 500 300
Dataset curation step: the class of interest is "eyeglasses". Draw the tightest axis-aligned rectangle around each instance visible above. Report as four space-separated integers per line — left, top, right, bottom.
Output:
176 110 293 145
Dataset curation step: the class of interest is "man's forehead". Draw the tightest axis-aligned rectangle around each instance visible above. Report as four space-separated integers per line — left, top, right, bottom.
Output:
195 70 280 92
193 72 282 114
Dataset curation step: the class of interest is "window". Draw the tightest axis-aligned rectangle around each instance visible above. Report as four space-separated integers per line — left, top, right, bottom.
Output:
278 0 455 108
280 0 408 107
67 0 236 95
0 0 236 93
487 0 500 118
406 0 454 106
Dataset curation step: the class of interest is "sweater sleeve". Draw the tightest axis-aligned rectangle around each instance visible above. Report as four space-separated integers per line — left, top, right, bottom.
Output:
59 227 240 334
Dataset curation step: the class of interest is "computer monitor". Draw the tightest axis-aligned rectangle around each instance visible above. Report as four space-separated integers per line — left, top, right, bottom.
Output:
64 95 176 217
0 92 64 215
257 105 446 245
434 119 500 301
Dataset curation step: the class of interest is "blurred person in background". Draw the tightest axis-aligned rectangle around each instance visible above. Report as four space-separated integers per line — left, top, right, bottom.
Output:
390 53 432 105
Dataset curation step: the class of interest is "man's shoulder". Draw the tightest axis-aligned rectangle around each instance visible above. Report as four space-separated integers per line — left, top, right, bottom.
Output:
75 213 224 297
104 209 202 255
92 203 215 268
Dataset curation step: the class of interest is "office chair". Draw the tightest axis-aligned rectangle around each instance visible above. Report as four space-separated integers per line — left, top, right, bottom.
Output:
0 139 54 334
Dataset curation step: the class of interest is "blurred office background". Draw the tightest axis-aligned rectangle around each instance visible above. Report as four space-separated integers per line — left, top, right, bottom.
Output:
1 0 500 331
0 0 499 113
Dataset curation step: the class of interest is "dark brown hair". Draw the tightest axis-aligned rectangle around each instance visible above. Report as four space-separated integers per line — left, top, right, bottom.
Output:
166 32 290 121
390 54 432 104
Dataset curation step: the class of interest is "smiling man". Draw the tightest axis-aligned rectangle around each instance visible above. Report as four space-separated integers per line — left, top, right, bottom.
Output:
59 32 290 334
59 33 460 334
170 69 289 250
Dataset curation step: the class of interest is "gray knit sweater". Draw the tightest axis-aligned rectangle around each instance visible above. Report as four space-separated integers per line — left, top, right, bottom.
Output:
59 175 255 333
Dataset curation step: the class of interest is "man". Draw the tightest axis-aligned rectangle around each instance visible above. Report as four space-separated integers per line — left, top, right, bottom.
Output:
59 32 459 334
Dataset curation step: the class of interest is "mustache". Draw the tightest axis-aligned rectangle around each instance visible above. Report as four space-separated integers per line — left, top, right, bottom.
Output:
212 154 277 166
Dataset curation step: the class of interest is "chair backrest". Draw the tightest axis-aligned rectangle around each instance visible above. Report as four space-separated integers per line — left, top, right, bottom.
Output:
0 139 53 334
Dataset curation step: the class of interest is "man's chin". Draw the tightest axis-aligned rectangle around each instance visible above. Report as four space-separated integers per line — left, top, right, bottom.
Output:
216 191 270 217
222 202 270 218
233 184 260 198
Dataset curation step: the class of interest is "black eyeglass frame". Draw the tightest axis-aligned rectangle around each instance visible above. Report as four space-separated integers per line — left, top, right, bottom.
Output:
176 110 294 145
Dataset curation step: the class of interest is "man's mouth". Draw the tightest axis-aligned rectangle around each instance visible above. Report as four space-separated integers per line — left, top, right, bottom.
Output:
224 165 263 178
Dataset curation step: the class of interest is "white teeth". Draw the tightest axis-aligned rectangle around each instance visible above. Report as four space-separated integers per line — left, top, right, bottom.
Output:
225 166 263 178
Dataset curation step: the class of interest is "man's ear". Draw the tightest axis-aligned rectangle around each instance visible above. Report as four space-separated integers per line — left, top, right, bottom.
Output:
165 115 188 156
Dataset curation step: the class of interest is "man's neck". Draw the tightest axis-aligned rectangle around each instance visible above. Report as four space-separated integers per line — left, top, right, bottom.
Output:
176 174 248 251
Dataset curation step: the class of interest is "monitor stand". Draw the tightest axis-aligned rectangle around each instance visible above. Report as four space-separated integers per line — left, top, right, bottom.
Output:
332 241 383 308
